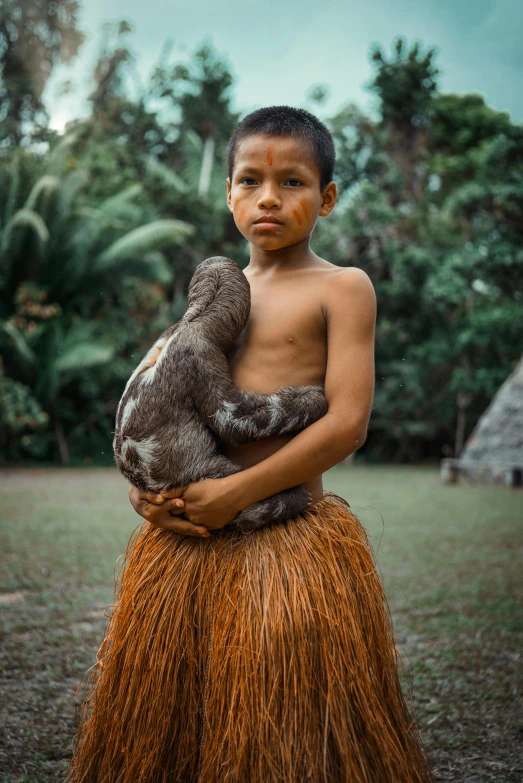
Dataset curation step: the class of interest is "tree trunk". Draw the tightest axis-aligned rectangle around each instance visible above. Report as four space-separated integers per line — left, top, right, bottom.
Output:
455 387 472 458
198 135 215 197
53 406 70 465
454 408 466 458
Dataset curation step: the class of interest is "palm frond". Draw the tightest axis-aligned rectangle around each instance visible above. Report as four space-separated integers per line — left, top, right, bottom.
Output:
0 209 50 271
0 320 37 365
54 170 89 229
44 130 82 175
24 175 61 214
186 129 203 152
141 251 174 283
98 185 144 217
93 219 195 272
2 153 21 228
144 155 190 193
55 342 114 374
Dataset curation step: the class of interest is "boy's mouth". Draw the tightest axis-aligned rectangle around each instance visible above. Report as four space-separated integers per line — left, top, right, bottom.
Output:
252 215 284 230
253 215 284 225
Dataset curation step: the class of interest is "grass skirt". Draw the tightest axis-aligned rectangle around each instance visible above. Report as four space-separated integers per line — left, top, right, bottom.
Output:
68 492 433 783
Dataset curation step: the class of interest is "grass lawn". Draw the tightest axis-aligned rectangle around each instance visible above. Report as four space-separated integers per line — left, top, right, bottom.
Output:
1 465 522 782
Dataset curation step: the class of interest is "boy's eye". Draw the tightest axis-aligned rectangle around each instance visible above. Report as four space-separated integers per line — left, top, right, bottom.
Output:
285 179 302 187
239 177 257 185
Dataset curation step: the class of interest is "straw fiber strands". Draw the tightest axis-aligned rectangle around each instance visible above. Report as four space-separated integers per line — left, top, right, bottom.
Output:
68 492 433 783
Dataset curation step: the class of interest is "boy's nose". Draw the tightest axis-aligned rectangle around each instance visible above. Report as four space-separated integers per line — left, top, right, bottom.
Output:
257 188 281 210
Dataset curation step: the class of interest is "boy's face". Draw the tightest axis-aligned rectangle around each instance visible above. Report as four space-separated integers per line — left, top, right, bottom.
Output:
226 134 336 252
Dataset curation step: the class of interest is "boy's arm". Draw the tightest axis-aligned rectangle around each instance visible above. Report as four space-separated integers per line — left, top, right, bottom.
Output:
226 267 376 508
190 345 327 445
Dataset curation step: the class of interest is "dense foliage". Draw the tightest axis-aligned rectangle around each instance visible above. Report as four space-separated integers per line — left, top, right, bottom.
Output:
0 14 521 465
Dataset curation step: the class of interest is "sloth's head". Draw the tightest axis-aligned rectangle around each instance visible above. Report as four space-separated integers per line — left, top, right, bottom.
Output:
184 257 250 348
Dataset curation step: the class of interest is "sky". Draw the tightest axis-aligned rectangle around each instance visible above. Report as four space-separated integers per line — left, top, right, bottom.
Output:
44 0 523 131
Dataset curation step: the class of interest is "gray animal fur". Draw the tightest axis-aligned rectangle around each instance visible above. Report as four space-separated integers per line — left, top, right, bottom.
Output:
113 256 328 532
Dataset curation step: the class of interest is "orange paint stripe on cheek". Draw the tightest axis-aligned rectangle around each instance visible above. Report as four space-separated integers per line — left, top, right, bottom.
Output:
292 209 303 226
299 200 310 220
237 209 245 221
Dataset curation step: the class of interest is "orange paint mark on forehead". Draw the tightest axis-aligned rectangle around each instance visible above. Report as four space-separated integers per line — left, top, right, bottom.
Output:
292 209 303 226
299 200 310 221
266 144 273 166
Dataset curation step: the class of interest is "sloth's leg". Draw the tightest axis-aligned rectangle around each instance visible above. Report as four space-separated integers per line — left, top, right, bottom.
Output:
231 486 312 533
208 385 328 445
190 345 327 445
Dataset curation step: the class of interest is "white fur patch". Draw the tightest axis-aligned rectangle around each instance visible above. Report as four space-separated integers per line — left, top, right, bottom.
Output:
139 365 157 385
274 499 286 518
212 400 238 429
122 332 178 394
120 395 139 431
121 435 159 470
139 331 178 385
267 395 283 427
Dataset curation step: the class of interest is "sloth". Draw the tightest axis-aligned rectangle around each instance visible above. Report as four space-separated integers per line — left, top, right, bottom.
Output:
113 256 328 532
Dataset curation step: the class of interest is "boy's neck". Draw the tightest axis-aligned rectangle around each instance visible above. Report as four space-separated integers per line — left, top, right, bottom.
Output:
246 236 320 275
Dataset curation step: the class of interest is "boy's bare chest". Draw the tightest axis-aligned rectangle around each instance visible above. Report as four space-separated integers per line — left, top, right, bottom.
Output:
226 280 327 392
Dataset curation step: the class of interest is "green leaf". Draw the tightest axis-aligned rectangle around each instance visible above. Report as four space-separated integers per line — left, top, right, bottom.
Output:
141 251 174 283
186 129 203 152
24 175 61 214
0 208 50 262
54 343 114 374
3 152 21 226
144 155 190 193
98 185 144 217
0 321 37 364
93 219 195 272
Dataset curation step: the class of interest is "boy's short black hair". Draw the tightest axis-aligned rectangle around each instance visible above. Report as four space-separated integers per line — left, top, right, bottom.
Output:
227 105 335 192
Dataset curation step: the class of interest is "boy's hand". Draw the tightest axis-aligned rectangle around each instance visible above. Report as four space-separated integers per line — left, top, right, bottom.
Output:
181 477 242 529
128 485 211 537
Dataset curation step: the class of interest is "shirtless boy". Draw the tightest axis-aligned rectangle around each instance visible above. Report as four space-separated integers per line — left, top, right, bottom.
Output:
128 106 376 530
70 106 432 783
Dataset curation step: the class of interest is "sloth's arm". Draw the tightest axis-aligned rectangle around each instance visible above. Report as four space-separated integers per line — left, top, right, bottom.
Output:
190 346 327 446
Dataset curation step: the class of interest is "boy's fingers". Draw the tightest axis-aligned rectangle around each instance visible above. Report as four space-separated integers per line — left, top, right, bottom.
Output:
144 491 166 504
150 518 211 537
131 487 187 506
130 486 165 505
163 497 186 512
158 486 188 500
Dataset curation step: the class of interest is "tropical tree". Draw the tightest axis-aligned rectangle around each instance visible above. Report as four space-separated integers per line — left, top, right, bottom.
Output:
0 143 195 463
313 38 523 461
0 0 85 147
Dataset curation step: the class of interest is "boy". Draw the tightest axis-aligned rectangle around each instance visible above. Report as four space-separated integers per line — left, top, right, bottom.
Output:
69 107 432 782
130 109 372 532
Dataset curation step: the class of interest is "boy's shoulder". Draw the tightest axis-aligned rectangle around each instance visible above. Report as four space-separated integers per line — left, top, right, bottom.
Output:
312 259 376 301
310 261 376 337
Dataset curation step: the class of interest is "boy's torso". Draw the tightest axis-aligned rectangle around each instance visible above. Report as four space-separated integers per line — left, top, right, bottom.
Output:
225 262 338 501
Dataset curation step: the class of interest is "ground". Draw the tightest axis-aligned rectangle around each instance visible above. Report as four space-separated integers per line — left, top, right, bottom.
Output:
0 465 522 782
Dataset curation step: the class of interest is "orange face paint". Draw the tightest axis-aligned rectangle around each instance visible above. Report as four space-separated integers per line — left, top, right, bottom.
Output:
266 144 273 166
299 200 310 221
237 209 245 222
292 209 303 226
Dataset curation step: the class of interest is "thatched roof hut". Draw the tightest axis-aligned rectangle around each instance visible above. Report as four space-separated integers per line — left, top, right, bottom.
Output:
441 357 523 486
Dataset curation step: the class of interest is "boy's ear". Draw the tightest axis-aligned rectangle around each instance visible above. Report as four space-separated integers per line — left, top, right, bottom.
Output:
226 178 233 212
319 181 337 218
